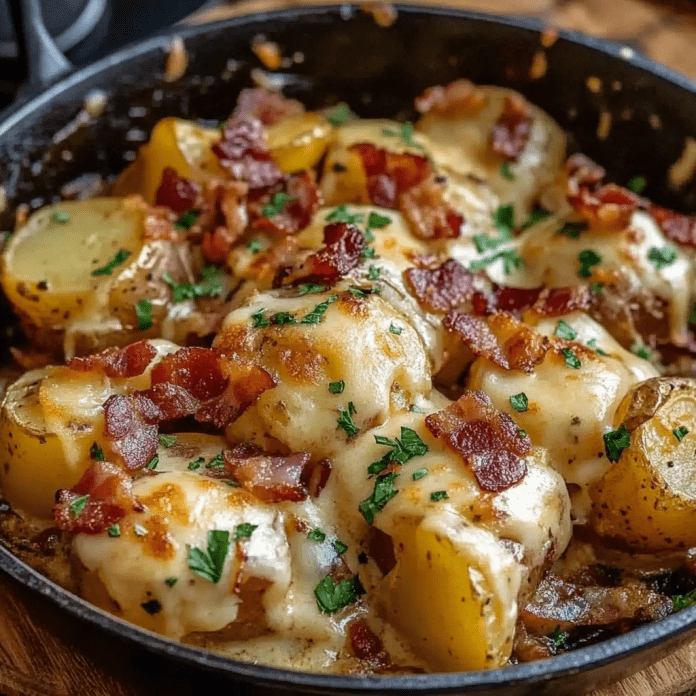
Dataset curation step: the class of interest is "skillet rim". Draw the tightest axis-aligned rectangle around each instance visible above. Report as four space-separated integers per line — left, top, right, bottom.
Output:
2 3 696 690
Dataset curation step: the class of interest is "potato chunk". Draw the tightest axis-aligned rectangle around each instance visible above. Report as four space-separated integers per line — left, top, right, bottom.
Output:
590 377 696 551
267 112 333 173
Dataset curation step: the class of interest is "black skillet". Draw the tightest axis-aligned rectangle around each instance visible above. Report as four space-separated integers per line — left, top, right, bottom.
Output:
2 1 696 694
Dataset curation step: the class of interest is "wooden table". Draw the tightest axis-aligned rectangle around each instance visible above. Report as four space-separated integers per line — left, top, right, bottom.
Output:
4 1 696 694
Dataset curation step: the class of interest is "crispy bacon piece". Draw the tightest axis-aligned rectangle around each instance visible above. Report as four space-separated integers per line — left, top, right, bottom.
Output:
415 79 486 116
143 206 179 241
490 95 532 161
649 204 696 248
303 458 332 498
250 170 322 236
224 444 312 503
233 88 304 126
404 259 475 312
213 116 284 190
425 390 529 492
54 461 144 534
444 312 510 370
350 143 430 208
471 285 593 317
155 167 201 213
104 393 160 470
570 183 639 229
348 619 391 667
398 177 463 240
279 222 366 287
566 153 606 190
68 341 158 379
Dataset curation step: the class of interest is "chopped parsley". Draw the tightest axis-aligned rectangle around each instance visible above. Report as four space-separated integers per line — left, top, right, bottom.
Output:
271 311 297 325
146 454 159 470
90 442 105 461
70 495 89 518
329 380 345 394
92 249 131 277
550 628 567 648
470 248 524 275
50 209 71 224
382 121 422 149
174 210 200 231
337 402 359 437
554 320 577 341
474 205 515 253
587 338 608 356
368 212 391 229
368 265 380 280
603 424 631 462
521 208 551 229
263 192 295 219
673 426 689 442
307 528 326 542
389 323 403 335
327 102 350 127
509 393 529 412
590 282 604 296
333 540 348 555
300 295 338 325
247 238 262 254
136 300 153 331
134 524 148 537
233 523 258 541
251 308 270 328
561 348 581 369
631 343 651 360
412 468 428 481
370 427 429 474
557 221 588 239
326 205 365 226
577 249 602 278
500 162 514 180
206 452 225 470
673 589 696 611
107 524 120 538
314 575 363 614
648 245 677 270
627 176 647 194
518 428 528 438
188 456 204 471
430 490 449 502
359 472 399 524
361 247 376 259
186 530 231 584
158 434 178 448
298 283 326 295
163 266 224 303
348 286 370 298
165 577 178 588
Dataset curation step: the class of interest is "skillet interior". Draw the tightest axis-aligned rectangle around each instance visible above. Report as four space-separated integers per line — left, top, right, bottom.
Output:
2 4 696 693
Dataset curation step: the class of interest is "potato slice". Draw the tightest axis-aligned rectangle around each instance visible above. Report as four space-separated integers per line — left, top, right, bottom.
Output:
155 432 227 473
590 377 696 552
267 112 333 173
1 198 144 332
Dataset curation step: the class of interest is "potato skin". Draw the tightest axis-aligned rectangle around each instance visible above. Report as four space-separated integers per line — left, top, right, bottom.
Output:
590 377 696 552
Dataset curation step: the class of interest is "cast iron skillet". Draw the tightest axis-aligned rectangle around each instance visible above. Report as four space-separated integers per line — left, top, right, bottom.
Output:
2 2 696 694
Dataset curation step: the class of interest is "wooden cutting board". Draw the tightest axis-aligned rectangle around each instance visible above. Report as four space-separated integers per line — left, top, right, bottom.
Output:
3 0 696 694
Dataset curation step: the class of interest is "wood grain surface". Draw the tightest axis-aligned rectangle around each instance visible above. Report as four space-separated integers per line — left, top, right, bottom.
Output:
3 1 696 695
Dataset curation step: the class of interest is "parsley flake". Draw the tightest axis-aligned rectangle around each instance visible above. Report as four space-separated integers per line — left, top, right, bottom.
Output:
186 530 231 584
550 628 567 648
146 454 159 470
326 205 365 226
271 311 297 325
206 452 225 470
337 403 359 437
359 472 399 524
389 323 403 335
247 238 262 254
188 457 204 471
90 442 105 461
263 192 295 219
561 348 581 369
555 320 577 341
382 122 422 149
430 490 449 502
587 338 608 356
412 468 428 481
367 212 391 229
333 540 348 555
577 249 602 278
631 343 651 360
70 495 89 518
557 221 588 239
648 245 677 270
327 103 350 127
470 249 524 275
298 283 327 296
301 295 338 325
314 575 363 614
603 424 631 462
51 210 71 224
591 282 604 296
158 434 178 448
518 428 528 438
233 523 258 541
251 308 270 328
673 426 689 442
368 265 380 280
510 393 529 412
673 589 696 611
627 176 647 194
361 247 376 259
500 162 514 180
329 380 345 394
165 577 178 588
521 208 551 229
107 524 120 538
307 528 326 542
92 249 131 277
174 210 200 231
163 266 224 303
135 300 153 331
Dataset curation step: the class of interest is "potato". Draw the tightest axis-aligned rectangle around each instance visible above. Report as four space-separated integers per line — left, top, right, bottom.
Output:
590 377 696 552
266 112 333 173
154 432 227 473
112 117 225 203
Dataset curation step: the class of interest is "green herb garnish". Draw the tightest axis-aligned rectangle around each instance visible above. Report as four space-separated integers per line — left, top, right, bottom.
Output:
163 266 224 303
158 434 178 448
298 283 327 296
51 210 71 224
500 162 514 180
359 472 399 524
247 238 262 254
561 348 581 369
327 103 350 127
186 530 231 584
329 380 345 394
314 575 363 614
337 402 359 437
674 426 689 442
389 323 403 335
648 245 677 270
90 442 105 461
367 212 391 229
136 300 153 331
92 249 131 276
510 393 529 412
301 295 338 325
627 176 647 194
263 192 295 219
70 495 89 518
333 540 348 555
430 490 449 502
107 524 120 538
326 205 365 226
603 424 631 462
146 454 159 470
412 468 428 481
368 265 380 280
555 320 577 341
251 308 270 328
165 577 178 587
188 457 204 471
174 210 200 231
557 221 588 239
233 523 258 541
470 248 524 275
307 528 326 542
673 589 696 611
577 249 602 278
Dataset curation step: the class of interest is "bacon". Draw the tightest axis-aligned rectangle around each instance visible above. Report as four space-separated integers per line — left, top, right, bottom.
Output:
54 461 144 534
103 393 160 470
472 285 593 318
348 619 391 667
649 204 696 248
566 153 606 190
155 167 201 213
444 312 510 370
350 144 430 208
415 79 486 116
279 222 366 287
404 259 475 312
249 170 322 236
68 341 158 379
303 458 332 498
569 183 639 230
425 390 529 492
233 88 304 127
398 177 463 240
224 444 311 503
196 180 249 263
213 116 284 190
143 206 179 241
490 95 532 161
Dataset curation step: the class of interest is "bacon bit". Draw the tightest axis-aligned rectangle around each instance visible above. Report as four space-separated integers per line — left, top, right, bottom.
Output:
490 95 532 161
444 312 510 370
143 206 179 242
540 27 559 48
279 222 366 287
415 79 486 116
566 154 606 190
155 168 200 213
213 117 284 190
404 259 474 313
103 393 160 470
233 88 304 127
68 340 158 379
530 286 593 317
350 144 430 208
360 2 397 27
398 177 463 240
425 391 529 492
251 38 282 71
250 170 322 236
302 458 332 498
649 204 696 248
570 183 639 229
54 461 143 534
367 526 396 576
224 444 311 503
196 180 249 263
348 619 391 666
472 285 593 317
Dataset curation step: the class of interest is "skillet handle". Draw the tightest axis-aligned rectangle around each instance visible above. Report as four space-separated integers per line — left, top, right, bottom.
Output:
8 0 73 89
